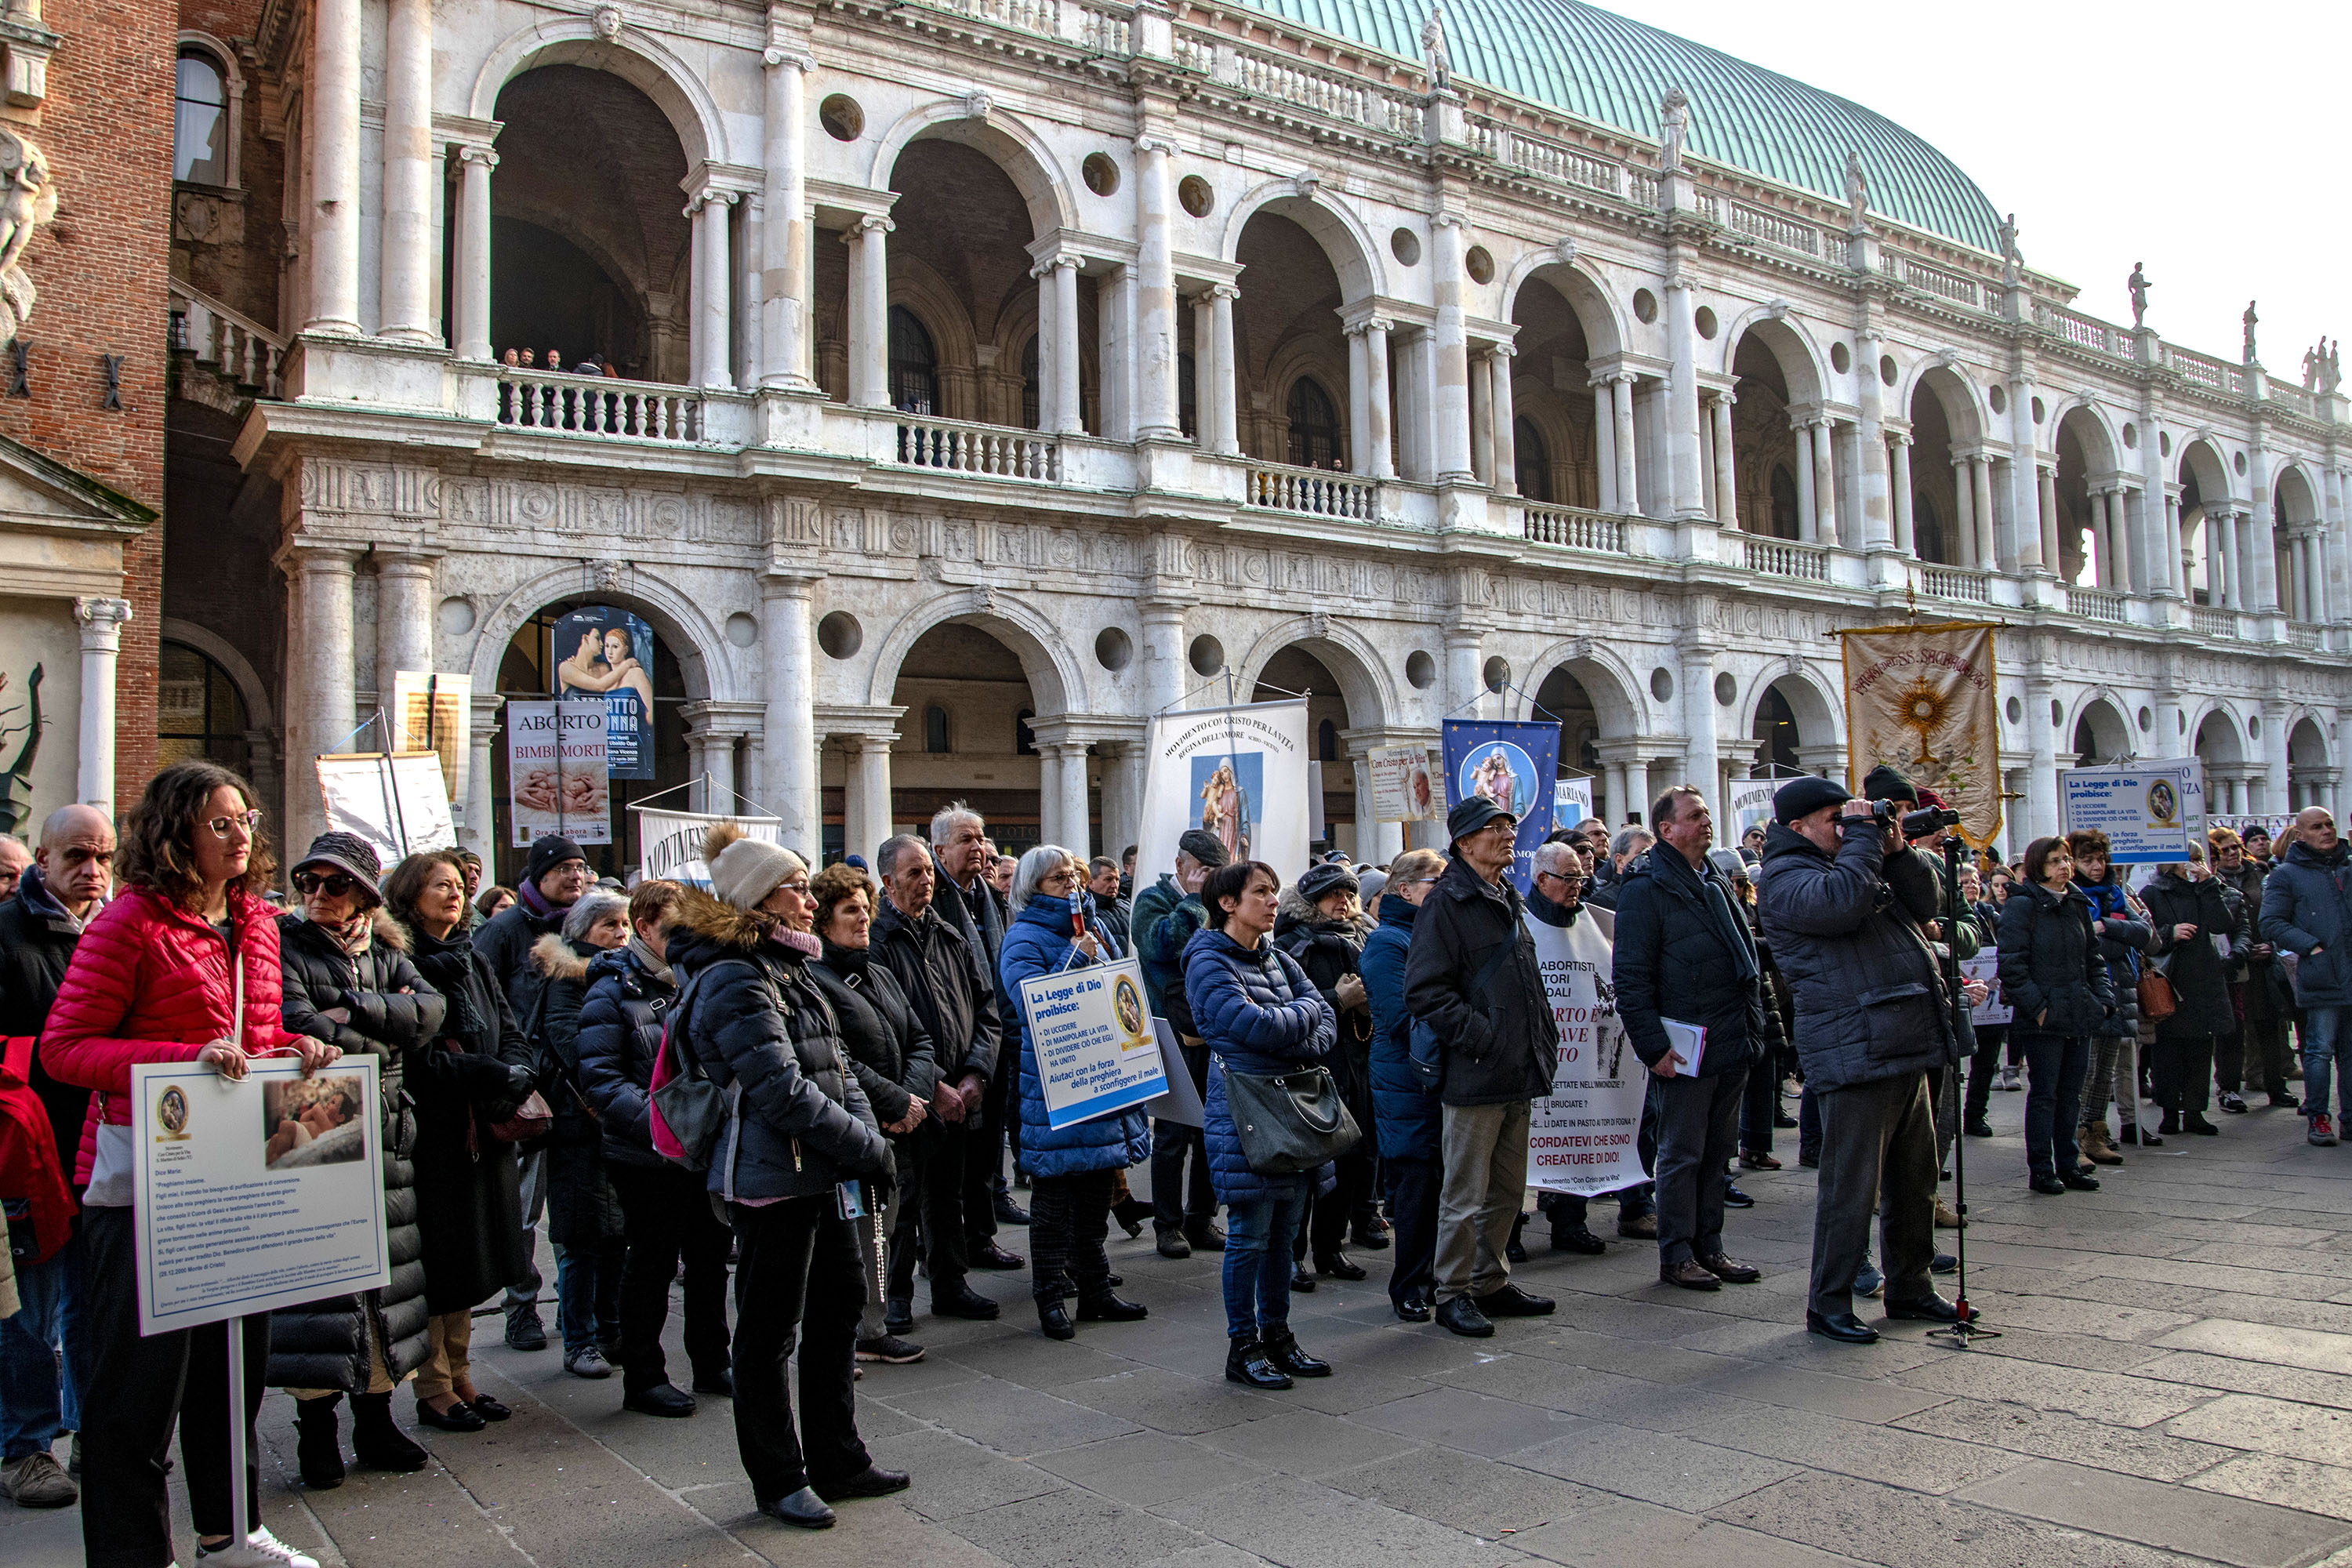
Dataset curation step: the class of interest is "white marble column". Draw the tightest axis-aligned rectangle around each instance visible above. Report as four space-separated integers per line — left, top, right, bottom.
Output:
1854 335 1890 547
1133 138 1181 438
1429 215 1473 481
1679 641 1719 800
760 572 818 852
2038 466 2062 577
1663 279 1704 518
690 190 737 390
1101 742 1143 866
1950 455 1975 563
72 597 130 815
377 0 434 341
1810 417 1836 544
1611 374 1638 516
453 147 495 361
1889 433 1914 555
1038 742 1091 856
1467 345 1492 485
374 554 436 711
2311 531 2331 623
842 735 895 863
1592 379 1619 511
305 0 362 332
1348 327 1373 477
1603 761 1628 828
2263 701 2292 812
1208 285 1239 455
1971 456 1996 570
844 216 892 408
2165 492 2186 599
465 695 499 858
1794 420 1818 543
290 548 360 854
1140 598 1188 717
760 48 813 387
1037 255 1081 435
1710 391 1737 528
1364 320 1394 479
1489 347 1517 496
1445 628 1487 722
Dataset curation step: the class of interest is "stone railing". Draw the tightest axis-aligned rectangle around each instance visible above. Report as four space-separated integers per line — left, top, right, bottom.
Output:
1902 257 1981 309
1521 502 1624 553
1244 463 1376 520
2067 585 2126 622
1741 535 1829 582
893 416 1060 480
1474 119 1629 198
2191 606 2240 639
2270 382 2318 418
1189 32 1417 136
1918 563 1990 602
1076 3 1127 53
496 371 703 441
168 279 283 397
1726 201 1820 256
2166 344 2248 397
2038 304 2136 358
2289 622 2325 649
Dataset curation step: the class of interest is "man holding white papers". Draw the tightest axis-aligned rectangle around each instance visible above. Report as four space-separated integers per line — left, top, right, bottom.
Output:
1612 786 1766 1293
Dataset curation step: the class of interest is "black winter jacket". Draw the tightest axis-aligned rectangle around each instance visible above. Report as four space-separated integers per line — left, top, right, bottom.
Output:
472 896 564 1029
2139 872 2242 1040
1611 842 1762 1078
528 934 624 1247
667 891 887 1204
576 946 675 1168
1997 880 2115 1038
0 872 92 1180
1273 889 1374 1100
1403 856 1559 1107
1754 818 1952 1092
811 942 940 1130
402 925 532 1312
873 899 1000 1087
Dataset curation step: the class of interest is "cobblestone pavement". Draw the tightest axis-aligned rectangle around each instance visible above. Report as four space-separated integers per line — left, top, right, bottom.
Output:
21 1089 2352 1567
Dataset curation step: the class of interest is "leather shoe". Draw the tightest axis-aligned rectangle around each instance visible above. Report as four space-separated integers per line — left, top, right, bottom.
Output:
1184 1221 1228 1252
1076 1293 1149 1322
761 1486 836 1529
1661 1258 1722 1290
883 1301 916 1335
1262 1331 1332 1377
1698 1253 1761 1284
1930 1253 1958 1275
416 1397 486 1432
932 1285 1002 1319
691 1370 733 1398
1552 1224 1606 1254
2030 1175 2067 1195
622 1382 697 1418
1884 1294 1975 1323
993 1194 1033 1226
970 1242 1026 1271
1155 1230 1192 1260
465 1395 512 1421
1315 1252 1367 1281
1289 1265 1316 1293
1350 1221 1392 1250
1038 1301 1076 1340
1722 1182 1755 1208
1225 1338 1292 1390
2061 1171 2101 1191
1739 1149 1782 1171
814 1465 910 1502
2183 1113 2221 1136
1392 1294 1432 1323
1436 1296 1494 1338
1806 1310 1881 1345
1473 1283 1555 1317
1617 1212 1658 1239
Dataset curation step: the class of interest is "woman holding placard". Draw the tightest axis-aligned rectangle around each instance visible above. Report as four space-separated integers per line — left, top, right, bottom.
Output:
44 760 339 1568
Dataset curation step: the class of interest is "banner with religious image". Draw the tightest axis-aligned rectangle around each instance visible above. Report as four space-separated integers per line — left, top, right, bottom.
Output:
1137 700 1311 884
1367 744 1438 823
1838 622 2002 849
1442 720 1561 892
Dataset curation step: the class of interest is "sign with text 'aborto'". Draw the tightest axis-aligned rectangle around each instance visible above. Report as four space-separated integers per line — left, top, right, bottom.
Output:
131 1058 390 1337
1018 956 1168 1130
1524 905 1648 1197
506 699 611 846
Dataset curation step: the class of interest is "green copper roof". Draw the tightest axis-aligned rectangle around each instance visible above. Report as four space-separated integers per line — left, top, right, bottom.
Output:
1224 0 2004 252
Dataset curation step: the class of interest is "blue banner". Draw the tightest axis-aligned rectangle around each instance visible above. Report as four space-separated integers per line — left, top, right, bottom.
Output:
552 608 655 781
1442 720 1560 892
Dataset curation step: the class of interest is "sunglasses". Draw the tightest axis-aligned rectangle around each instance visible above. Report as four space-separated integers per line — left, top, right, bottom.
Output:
293 870 362 897
207 809 263 839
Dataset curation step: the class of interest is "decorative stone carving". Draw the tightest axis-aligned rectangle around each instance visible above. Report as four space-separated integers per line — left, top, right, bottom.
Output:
1842 151 1869 230
964 90 994 122
0 127 53 347
2126 262 2151 328
2243 300 2259 365
1419 5 1450 93
592 5 622 42
1998 213 2020 288
591 559 626 593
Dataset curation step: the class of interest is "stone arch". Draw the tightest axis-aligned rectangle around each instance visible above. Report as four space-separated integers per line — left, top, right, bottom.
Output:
887 255 985 397
863 588 1087 717
1741 660 1846 750
2051 399 2122 474
1519 638 1648 735
464 564 738 707
1497 255 1627 362
2273 459 2324 524
2190 701 2246 765
162 615 274 734
176 30 246 188
1219 180 1384 303
468 16 729 166
2067 689 2134 763
1721 310 1826 406
2290 711 2332 767
1233 616 1397 728
1263 336 1352 462
2177 435 2238 506
1903 361 1987 445
869 102 1078 239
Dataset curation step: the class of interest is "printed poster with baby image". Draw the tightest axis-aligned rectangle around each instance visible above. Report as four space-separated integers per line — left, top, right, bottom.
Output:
1018 957 1170 1130
129 1057 391 1336
506 698 612 846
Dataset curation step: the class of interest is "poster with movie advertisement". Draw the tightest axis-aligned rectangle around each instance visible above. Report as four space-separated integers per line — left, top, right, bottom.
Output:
1016 957 1170 1130
129 1057 391 1336
552 607 656 780
1137 700 1311 887
1442 720 1561 892
1368 745 1439 823
506 699 612 846
1523 905 1649 1196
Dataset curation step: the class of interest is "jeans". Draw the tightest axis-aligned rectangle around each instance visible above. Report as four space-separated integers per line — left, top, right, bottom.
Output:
505 1148 549 1308
1384 1155 1439 1307
728 1196 871 1505
1436 1100 1530 1301
555 1237 625 1357
1222 1190 1307 1339
0 1218 85 1459
608 1160 731 1388
1653 1068 1746 1266
2019 1031 2090 1181
1027 1169 1116 1306
2303 1006 2352 1123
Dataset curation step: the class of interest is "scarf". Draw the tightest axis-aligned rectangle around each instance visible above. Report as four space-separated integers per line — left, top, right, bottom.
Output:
17 864 98 933
628 934 674 987
314 908 374 956
517 879 558 920
410 924 491 1045
820 939 870 979
769 927 822 960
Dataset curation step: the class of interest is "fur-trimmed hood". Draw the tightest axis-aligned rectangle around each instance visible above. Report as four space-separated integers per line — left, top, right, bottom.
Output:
530 929 597 982
279 906 410 953
666 885 775 953
1274 884 1374 942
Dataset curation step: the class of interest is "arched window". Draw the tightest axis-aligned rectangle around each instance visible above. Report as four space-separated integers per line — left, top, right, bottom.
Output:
1769 464 1801 539
1021 336 1040 430
1286 376 1340 469
887 306 938 415
1014 710 1036 757
1513 416 1549 503
1317 719 1338 761
158 640 250 773
174 51 230 185
924 705 951 754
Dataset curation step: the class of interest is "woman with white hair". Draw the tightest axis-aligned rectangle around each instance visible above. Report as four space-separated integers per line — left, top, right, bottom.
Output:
666 824 899 1530
529 887 631 1379
998 844 1152 1341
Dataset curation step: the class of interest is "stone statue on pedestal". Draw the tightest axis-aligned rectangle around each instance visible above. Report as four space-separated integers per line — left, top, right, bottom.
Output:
0 129 53 348
2307 344 2323 392
2126 263 2151 328
1420 5 1450 94
1842 151 1868 230
2243 300 2259 365
2325 339 2343 396
1657 87 1687 171
1997 213 2020 287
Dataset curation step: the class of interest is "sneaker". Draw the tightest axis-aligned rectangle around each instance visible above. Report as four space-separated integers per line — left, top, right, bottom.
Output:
564 1345 614 1379
1855 1262 1884 1298
504 1305 548 1352
853 1334 926 1364
2218 1092 2249 1114
196 1529 321 1568
2273 1094 2303 1111
0 1451 77 1508
1933 1197 1964 1229
2314 1114 2339 1147
1999 1065 2022 1091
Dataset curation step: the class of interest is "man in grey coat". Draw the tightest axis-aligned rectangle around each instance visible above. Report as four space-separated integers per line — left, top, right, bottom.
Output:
1755 776 1964 1345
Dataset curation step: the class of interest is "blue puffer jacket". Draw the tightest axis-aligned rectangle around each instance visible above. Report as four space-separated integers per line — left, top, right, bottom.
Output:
2262 839 2352 1007
1361 893 1439 1163
575 944 675 1168
1184 925 1338 1205
1000 893 1152 1179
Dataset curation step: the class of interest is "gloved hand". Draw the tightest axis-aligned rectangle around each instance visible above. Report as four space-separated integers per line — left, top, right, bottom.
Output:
506 1063 537 1100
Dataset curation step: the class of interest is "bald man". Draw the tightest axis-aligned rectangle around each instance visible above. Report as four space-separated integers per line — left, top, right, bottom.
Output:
0 833 28 902
0 803 114 1507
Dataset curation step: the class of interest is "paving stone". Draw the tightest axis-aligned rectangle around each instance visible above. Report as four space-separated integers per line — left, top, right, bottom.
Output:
1685 1359 1952 1423
1321 1444 1611 1539
1710 1471 2205 1568
1050 1364 1290 1436
1509 1499 1870 1568
1196 1408 1427 1478
1156 1473 1520 1568
1893 1396 2240 1483
2158 1320 2352 1377
1511 1421 1798 1510
939 1484 1212 1568
1694 1405 2029 1494
2133 1352 2352 1411
1508 1327 1745 1385
2166 1395 2352 1464
1350 1385 1597 1457
864 1428 1072 1521
2190 1454 2352 1523
1953 1457 2352 1566
1029 1432 1262 1508
888 1376 1144 1454
1893 1348 2216 1427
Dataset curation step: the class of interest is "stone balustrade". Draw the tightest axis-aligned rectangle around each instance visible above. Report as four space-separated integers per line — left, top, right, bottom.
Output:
495 370 705 442
1741 534 1830 582
1521 502 1625 554
169 279 283 397
1245 463 1377 520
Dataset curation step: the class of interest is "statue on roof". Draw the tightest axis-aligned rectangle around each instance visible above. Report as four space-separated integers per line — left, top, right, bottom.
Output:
2307 343 2324 392
1996 213 2020 287
1657 87 1688 172
2243 300 2259 365
2326 339 2343 396
2126 263 2151 328
1842 152 1869 230
1420 5 1450 94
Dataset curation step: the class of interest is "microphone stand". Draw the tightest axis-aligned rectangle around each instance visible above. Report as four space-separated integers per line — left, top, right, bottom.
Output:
1930 830 1999 1347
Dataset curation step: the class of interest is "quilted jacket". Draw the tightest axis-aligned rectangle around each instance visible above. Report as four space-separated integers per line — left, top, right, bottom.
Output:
999 894 1152 1179
1183 925 1338 1205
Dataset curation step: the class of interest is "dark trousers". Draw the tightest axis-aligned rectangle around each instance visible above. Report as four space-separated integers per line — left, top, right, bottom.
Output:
1963 1025 2009 1122
728 1196 870 1505
2018 1030 2090 1181
1738 1054 1780 1155
609 1160 732 1392
1653 1067 1746 1266
1294 1135 1374 1261
81 1205 267 1566
965 1068 1017 1246
1808 1071 1937 1319
2152 1033 2217 1116
1028 1169 1116 1305
1384 1154 1439 1306
2220 1007 2290 1098
1798 1080 1820 1164
1151 1041 1214 1233
891 1118 975 1305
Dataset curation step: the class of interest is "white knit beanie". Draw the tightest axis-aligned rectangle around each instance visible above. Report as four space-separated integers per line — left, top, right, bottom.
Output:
704 822 806 912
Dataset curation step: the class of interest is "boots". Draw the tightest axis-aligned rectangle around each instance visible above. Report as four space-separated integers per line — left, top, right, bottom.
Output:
350 1392 430 1472
1225 1335 1293 1390
294 1396 345 1490
2078 1123 2123 1166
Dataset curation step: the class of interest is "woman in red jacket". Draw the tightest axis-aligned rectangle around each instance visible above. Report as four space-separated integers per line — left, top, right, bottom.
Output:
44 760 339 1568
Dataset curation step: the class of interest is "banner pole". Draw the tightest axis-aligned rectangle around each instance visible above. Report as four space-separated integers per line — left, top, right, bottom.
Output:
227 1314 249 1546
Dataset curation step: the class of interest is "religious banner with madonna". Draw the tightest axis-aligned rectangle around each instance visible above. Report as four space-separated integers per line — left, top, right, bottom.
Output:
1442 720 1559 892
1837 622 2002 850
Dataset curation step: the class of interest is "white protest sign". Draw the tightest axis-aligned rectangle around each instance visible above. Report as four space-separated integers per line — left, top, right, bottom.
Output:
131 1058 391 1337
1553 776 1594 830
1728 777 1780 837
2060 762 2200 864
1524 906 1650 1196
389 670 470 804
1137 700 1311 884
1368 745 1438 823
636 808 783 889
318 753 456 863
1960 950 2011 1025
506 699 612 846
1017 956 1169 1129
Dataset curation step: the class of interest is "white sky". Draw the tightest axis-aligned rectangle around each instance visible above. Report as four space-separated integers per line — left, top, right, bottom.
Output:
1601 0 2347 380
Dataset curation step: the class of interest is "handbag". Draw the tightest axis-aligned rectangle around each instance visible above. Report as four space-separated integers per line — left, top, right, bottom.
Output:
649 971 726 1172
488 1091 553 1144
1221 1062 1362 1175
2136 968 2177 1023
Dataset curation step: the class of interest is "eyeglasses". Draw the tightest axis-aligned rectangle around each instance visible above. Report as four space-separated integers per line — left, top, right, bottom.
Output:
293 871 361 898
1536 872 1584 887
207 809 263 839
775 879 811 897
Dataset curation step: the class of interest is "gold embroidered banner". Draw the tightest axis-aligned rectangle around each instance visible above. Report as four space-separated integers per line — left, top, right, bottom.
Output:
1837 622 2002 849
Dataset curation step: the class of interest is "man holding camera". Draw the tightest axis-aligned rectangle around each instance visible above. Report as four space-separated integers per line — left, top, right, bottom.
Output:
1755 775 1965 1344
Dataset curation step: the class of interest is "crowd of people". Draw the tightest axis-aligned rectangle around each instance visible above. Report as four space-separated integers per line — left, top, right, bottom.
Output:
0 753 2344 1561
